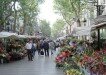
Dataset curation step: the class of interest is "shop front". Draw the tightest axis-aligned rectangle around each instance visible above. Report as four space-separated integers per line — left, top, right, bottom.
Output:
92 22 106 50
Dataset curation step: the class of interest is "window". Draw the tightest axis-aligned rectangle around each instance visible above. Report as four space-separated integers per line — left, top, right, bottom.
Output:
100 28 106 39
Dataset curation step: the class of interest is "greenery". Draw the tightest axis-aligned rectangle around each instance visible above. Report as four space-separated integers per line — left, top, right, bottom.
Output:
51 19 65 39
0 0 13 29
0 0 44 34
54 0 87 26
39 20 51 37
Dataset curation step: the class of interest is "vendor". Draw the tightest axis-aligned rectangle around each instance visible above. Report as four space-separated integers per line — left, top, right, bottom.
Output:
6 42 12 53
0 41 4 53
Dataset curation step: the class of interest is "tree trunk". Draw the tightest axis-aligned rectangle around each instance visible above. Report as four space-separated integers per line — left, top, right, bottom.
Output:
13 1 17 32
69 25 71 34
77 18 81 27
22 13 27 34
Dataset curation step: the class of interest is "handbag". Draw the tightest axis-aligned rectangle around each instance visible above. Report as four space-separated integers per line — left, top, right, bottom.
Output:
40 50 44 55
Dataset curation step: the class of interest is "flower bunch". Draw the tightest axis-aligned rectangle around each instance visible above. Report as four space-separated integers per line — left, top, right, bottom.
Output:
65 69 84 75
55 50 71 63
78 50 106 74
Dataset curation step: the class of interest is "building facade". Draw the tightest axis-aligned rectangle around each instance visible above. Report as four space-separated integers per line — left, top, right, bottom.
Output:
71 0 106 41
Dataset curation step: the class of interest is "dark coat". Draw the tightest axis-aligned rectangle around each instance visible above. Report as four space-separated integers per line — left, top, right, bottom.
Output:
43 42 49 50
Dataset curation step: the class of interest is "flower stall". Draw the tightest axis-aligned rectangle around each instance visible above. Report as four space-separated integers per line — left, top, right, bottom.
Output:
0 40 11 63
55 45 85 75
0 32 27 64
5 39 27 62
75 50 106 75
55 38 106 75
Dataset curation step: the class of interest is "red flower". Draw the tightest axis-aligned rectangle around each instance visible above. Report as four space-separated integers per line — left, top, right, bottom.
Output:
61 52 67 57
83 55 89 61
55 57 62 63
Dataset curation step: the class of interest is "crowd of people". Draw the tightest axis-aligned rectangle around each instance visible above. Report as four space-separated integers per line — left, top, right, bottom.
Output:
25 39 58 61
0 34 105 64
0 38 65 62
1 36 105 63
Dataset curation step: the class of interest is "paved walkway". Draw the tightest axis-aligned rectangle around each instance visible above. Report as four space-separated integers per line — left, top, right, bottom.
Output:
0 52 64 75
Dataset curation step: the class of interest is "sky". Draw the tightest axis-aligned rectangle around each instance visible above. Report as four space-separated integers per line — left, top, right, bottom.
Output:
39 0 61 26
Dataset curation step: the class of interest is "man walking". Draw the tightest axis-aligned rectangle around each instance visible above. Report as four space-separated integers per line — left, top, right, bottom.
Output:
25 40 33 61
43 40 49 56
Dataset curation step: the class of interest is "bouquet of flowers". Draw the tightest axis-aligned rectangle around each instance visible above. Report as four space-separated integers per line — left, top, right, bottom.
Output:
65 69 84 75
55 50 71 67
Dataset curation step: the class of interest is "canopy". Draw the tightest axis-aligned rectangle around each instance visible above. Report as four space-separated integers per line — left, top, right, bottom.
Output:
18 35 38 39
0 31 42 39
36 35 42 39
91 22 106 30
18 35 29 38
28 36 36 38
0 31 18 38
73 26 91 36
57 36 66 40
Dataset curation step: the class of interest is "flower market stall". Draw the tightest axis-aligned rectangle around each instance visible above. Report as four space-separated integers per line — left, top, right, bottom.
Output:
0 40 11 63
0 32 27 64
55 37 106 75
55 45 85 75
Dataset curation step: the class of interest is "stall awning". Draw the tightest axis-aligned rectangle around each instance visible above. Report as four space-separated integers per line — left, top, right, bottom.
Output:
92 22 106 30
94 15 106 25
0 31 42 39
18 35 29 38
73 26 91 36
0 31 18 38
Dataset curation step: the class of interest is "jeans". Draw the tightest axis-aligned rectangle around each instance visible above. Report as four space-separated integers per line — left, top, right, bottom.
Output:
27 49 33 61
44 49 49 56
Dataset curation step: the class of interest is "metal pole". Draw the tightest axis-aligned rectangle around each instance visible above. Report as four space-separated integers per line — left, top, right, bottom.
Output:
97 29 100 50
96 0 100 50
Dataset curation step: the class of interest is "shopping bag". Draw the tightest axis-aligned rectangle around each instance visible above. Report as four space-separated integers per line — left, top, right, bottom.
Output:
40 50 44 55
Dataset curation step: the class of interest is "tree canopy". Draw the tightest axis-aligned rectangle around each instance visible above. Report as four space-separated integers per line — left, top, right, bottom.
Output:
0 0 44 34
40 20 51 37
54 0 87 26
51 19 65 39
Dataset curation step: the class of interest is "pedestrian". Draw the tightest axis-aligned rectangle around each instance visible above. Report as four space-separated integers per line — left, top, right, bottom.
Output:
49 41 55 55
43 40 49 56
36 41 41 55
31 41 36 58
25 40 33 61
55 41 60 48
53 41 56 51
40 40 44 53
